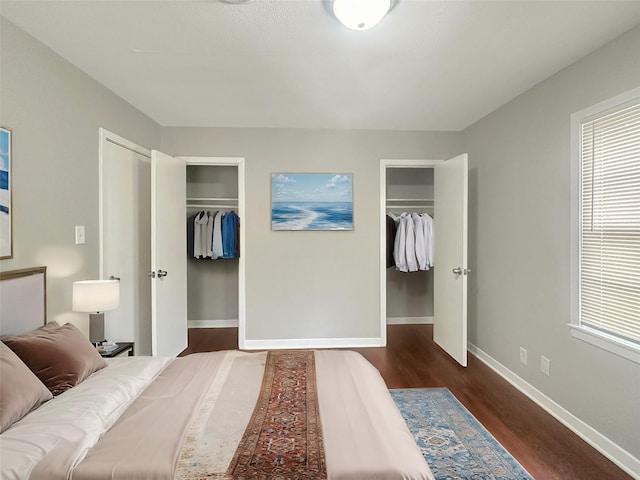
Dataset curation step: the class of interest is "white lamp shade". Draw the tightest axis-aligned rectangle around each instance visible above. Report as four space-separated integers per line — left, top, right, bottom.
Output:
332 0 391 31
72 280 120 313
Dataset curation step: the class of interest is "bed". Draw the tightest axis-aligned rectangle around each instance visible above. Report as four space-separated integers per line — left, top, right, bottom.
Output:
0 267 434 480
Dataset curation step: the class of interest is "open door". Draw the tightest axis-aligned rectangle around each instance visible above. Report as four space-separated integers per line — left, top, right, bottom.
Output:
434 154 468 366
151 150 187 357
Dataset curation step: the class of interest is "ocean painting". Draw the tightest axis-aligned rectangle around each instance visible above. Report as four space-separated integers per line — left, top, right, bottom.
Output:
272 173 353 231
0 126 11 259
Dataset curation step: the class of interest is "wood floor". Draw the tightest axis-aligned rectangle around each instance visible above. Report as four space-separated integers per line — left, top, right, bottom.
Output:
181 324 632 480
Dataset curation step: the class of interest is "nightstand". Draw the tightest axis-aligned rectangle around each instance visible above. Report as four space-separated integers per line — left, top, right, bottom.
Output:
99 342 135 358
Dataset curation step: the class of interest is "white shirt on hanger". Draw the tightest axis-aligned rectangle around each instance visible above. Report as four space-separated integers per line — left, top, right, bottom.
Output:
412 213 427 271
405 214 418 272
393 213 408 272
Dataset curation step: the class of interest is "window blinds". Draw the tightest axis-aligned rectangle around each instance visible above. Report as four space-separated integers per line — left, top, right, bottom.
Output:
580 100 640 345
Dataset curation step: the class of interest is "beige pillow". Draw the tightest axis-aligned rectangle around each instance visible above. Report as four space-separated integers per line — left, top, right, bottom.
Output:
3 323 108 396
0 342 53 432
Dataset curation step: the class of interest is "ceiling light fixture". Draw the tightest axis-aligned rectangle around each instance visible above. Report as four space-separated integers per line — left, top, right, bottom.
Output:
332 0 392 31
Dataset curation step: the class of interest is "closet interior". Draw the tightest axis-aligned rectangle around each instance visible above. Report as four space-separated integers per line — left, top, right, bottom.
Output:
385 166 434 324
186 163 240 328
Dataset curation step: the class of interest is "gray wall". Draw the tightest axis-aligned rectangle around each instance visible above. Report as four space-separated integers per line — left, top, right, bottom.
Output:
162 128 463 341
0 18 161 333
463 25 640 459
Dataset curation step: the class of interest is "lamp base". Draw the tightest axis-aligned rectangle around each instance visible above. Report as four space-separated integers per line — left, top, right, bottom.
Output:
89 313 105 345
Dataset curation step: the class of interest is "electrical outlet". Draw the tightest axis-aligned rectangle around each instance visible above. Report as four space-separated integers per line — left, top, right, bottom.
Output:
75 226 86 245
540 355 550 376
519 347 528 365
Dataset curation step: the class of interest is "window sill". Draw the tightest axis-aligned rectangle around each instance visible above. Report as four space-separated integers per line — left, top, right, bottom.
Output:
569 324 640 365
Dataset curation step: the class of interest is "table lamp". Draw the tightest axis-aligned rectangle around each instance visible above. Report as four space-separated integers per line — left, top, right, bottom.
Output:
72 279 120 345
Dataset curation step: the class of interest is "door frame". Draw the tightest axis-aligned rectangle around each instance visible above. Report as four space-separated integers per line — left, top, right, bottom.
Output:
380 159 443 346
178 156 246 349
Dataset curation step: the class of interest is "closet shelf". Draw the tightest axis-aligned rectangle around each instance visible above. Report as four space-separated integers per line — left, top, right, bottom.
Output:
387 205 434 210
386 198 434 202
186 197 238 202
386 198 434 210
186 196 238 209
187 205 238 209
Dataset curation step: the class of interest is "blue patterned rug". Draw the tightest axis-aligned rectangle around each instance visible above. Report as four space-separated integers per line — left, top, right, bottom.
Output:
391 388 533 480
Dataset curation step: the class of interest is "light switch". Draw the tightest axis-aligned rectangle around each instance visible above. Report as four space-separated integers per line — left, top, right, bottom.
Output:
75 226 86 245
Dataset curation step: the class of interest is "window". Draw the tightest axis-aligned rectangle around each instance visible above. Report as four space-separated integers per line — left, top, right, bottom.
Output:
571 90 640 363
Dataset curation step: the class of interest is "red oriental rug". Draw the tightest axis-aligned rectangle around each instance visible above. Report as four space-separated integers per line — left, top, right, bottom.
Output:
227 350 327 480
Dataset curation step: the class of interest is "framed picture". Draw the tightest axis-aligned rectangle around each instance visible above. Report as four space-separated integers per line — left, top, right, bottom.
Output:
0 127 12 259
271 173 353 231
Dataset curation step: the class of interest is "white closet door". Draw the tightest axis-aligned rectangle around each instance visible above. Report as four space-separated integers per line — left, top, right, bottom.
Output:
434 153 468 366
100 130 152 355
151 150 187 357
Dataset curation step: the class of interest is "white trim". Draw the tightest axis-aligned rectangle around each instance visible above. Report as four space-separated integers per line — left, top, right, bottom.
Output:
180 156 244 166
380 159 444 168
569 324 640 365
243 337 384 350
177 156 246 350
468 343 640 479
380 161 387 347
380 159 444 348
386 316 433 325
187 319 239 328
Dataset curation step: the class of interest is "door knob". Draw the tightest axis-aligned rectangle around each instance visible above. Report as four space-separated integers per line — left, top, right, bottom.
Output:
452 267 462 275
157 270 168 278
109 275 121 281
148 271 156 278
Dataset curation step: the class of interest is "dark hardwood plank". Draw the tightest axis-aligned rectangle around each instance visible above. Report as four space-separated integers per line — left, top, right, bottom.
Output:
180 324 632 480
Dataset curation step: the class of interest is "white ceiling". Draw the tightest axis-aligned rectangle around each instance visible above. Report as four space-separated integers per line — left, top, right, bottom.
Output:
2 0 640 131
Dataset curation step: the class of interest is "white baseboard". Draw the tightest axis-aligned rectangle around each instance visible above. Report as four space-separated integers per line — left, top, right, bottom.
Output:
468 343 640 479
387 316 433 325
242 337 383 350
187 319 238 328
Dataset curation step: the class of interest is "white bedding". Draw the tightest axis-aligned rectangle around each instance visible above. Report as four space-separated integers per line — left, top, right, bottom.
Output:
0 357 171 480
1 351 433 480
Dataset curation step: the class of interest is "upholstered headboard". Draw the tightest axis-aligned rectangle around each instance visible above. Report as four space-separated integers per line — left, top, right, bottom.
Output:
0 266 47 336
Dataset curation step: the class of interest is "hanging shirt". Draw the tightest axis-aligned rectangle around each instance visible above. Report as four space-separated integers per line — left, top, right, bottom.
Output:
412 213 427 271
393 213 408 272
206 211 215 258
405 214 418 272
212 211 224 259
386 214 397 269
422 213 434 268
394 213 417 273
222 212 239 258
193 212 208 259
186 212 198 257
234 214 240 258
